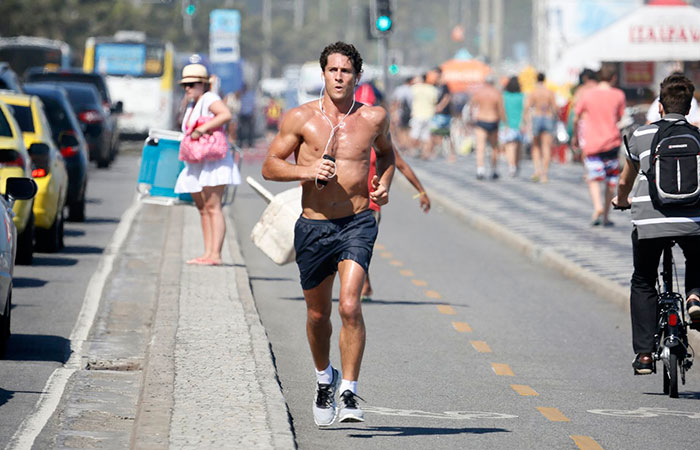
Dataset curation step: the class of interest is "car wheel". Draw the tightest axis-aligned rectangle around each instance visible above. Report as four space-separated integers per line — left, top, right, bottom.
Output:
36 209 64 253
0 290 10 359
68 196 86 222
97 156 110 168
15 213 34 265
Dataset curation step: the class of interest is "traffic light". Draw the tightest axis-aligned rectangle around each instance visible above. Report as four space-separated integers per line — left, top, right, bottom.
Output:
375 0 392 34
185 1 196 16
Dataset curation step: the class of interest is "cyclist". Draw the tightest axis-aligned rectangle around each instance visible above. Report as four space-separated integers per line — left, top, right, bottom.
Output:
612 73 700 375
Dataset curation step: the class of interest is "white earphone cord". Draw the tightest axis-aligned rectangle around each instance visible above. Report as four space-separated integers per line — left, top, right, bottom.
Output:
315 82 356 190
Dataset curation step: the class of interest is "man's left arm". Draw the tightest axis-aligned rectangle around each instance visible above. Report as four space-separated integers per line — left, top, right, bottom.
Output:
370 110 396 206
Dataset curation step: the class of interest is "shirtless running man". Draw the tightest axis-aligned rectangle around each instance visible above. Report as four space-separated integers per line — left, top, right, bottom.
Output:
523 72 558 182
469 76 505 180
262 42 395 427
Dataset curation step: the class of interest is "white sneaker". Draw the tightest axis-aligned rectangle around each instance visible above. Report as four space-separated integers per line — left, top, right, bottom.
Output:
313 368 339 427
337 390 365 423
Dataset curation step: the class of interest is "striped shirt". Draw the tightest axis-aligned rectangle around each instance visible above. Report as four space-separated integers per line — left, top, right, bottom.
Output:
627 113 700 239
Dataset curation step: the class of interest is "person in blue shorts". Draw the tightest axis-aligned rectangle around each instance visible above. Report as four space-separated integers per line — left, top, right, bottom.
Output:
262 42 395 427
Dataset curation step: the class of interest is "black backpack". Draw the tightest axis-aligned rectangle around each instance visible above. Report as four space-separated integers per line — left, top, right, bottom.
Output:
644 119 700 208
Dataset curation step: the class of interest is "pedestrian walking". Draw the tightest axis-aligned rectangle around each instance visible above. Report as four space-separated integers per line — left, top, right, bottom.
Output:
390 76 413 151
174 63 237 266
262 42 395 427
237 83 256 149
573 65 626 226
409 73 438 159
431 68 457 162
523 72 557 183
501 76 525 177
612 73 700 374
469 75 505 180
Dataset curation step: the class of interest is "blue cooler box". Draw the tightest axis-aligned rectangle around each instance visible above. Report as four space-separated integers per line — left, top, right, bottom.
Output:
138 129 192 202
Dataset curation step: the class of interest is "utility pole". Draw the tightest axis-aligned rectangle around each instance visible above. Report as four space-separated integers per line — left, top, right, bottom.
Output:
294 0 304 30
262 0 272 79
479 0 490 60
491 0 503 67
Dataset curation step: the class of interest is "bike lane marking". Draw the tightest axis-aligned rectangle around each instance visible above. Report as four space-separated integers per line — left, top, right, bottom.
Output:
471 340 492 353
510 384 538 396
452 321 472 332
436 304 456 315
537 407 570 422
363 406 518 420
491 363 515 376
588 407 700 418
571 435 604 450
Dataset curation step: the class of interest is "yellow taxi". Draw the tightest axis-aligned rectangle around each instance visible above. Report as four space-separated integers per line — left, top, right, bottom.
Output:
0 92 68 254
0 99 35 264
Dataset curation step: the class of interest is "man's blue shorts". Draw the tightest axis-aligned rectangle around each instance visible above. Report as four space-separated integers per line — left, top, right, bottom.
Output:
294 210 378 290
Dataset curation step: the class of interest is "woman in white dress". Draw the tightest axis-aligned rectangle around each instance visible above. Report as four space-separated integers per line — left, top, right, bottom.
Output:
175 63 236 265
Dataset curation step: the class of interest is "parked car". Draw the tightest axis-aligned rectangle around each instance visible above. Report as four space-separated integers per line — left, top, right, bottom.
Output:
24 83 89 221
0 100 34 264
24 69 121 165
0 177 37 357
0 92 68 252
0 63 22 93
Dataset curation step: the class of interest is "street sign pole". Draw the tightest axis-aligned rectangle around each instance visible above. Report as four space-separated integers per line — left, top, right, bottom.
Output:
380 35 389 100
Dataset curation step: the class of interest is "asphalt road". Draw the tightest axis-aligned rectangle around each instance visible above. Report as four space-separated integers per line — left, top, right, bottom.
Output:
234 159 700 450
0 143 141 448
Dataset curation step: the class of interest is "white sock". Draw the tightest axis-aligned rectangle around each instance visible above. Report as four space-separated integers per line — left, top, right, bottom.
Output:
339 379 357 395
477 166 486 176
315 362 334 385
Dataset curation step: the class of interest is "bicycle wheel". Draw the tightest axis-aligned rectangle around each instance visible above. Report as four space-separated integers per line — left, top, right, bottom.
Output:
666 353 678 398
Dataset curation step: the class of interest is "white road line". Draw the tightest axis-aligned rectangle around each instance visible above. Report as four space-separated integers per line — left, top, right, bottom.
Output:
7 196 142 450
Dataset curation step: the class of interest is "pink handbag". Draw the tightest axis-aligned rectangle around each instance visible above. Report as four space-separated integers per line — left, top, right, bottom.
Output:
179 103 228 163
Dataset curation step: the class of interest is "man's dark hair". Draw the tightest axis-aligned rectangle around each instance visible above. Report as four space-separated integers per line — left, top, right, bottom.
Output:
537 72 545 82
319 42 363 75
579 68 597 84
598 65 617 82
505 76 521 93
659 72 695 115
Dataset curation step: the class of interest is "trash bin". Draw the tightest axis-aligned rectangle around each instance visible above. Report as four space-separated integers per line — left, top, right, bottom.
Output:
137 129 192 202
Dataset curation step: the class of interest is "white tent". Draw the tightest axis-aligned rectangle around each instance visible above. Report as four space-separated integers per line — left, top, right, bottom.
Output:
549 5 700 84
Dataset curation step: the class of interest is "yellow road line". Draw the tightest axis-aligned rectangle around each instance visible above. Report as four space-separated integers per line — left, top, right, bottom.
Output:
390 260 404 266
470 340 492 353
399 269 414 277
571 435 604 450
380 251 392 258
452 321 472 332
412 279 428 287
436 304 456 315
375 243 385 250
491 363 515 376
425 290 442 299
537 407 570 422
510 384 538 396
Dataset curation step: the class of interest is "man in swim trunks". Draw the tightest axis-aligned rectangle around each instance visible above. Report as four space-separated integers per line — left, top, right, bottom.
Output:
523 72 558 182
469 75 505 179
262 41 395 427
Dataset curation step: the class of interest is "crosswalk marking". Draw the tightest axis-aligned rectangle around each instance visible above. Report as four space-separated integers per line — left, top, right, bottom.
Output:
537 407 570 422
452 321 472 332
491 363 514 376
436 304 456 315
471 340 492 353
571 435 604 450
510 384 538 396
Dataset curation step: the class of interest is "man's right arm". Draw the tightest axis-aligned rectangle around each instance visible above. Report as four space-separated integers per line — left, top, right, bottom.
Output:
262 109 331 183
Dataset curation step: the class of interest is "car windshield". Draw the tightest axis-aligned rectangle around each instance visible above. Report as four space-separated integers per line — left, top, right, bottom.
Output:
37 96 73 141
9 105 34 132
0 110 12 137
26 73 109 103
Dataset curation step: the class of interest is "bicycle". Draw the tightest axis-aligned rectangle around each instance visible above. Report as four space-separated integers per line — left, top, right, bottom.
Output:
614 203 700 398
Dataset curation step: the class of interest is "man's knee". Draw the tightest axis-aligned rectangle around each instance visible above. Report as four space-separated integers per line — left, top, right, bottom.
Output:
307 307 331 326
338 301 363 326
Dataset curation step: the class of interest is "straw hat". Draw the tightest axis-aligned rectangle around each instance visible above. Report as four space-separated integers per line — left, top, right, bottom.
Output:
179 64 209 84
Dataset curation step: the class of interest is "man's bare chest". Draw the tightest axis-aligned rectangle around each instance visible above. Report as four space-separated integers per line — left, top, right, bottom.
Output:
301 115 378 160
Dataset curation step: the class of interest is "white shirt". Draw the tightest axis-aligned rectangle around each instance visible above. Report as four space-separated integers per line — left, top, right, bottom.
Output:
181 91 221 133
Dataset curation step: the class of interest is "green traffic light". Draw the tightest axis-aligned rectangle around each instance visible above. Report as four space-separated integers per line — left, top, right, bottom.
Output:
186 4 196 15
389 64 399 75
376 15 392 32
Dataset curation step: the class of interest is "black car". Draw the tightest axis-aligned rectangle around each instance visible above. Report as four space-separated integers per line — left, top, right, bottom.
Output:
24 69 121 165
0 63 22 93
23 83 89 221
35 81 115 168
